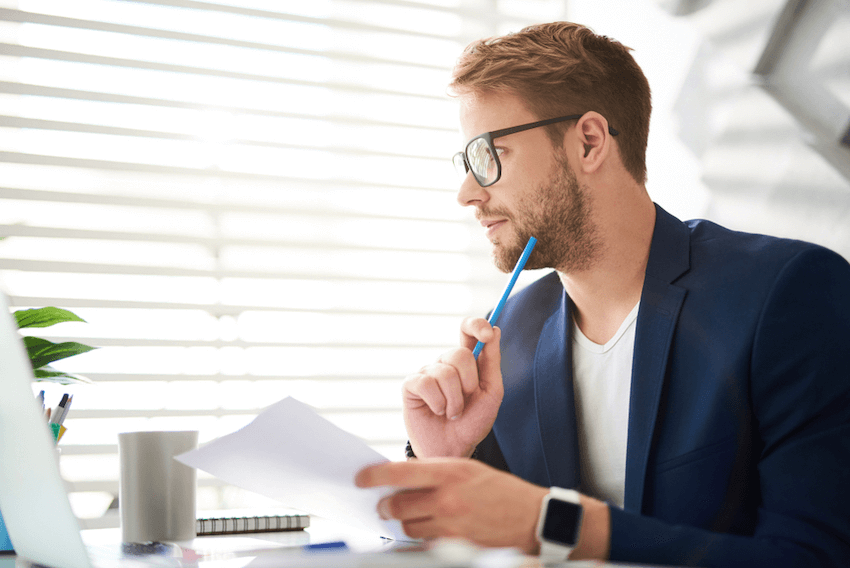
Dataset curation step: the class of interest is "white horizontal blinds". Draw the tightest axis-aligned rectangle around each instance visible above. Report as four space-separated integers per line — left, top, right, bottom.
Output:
0 0 563 527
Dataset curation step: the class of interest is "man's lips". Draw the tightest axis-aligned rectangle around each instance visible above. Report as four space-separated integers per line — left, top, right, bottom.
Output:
480 218 507 238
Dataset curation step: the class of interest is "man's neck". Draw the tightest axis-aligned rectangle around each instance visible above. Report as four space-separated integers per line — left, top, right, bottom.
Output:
557 196 656 345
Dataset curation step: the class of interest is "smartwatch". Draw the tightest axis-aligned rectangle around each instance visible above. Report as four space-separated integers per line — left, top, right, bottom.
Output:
535 487 583 562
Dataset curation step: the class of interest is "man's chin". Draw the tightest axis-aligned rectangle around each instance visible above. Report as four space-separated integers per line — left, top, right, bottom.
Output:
490 241 524 273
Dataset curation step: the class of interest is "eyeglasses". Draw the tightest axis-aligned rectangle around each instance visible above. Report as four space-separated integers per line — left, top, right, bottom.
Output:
452 114 619 187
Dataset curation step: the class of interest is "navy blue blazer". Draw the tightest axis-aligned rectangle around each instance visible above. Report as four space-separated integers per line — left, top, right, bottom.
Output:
475 205 850 567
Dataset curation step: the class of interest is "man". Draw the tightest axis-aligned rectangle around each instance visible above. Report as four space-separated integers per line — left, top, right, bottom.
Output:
355 22 850 567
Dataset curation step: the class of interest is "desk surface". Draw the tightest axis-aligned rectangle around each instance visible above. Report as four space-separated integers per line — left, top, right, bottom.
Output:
76 517 553 568
3 517 663 568
79 515 406 563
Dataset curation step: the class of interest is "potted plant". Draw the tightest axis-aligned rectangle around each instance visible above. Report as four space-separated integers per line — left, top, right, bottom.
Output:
14 306 96 384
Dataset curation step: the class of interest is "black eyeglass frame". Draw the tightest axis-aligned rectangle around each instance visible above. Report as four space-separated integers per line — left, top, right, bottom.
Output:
453 113 620 188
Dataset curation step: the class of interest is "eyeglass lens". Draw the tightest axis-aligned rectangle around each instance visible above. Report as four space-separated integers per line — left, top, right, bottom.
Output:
467 138 499 185
453 138 500 186
452 153 467 176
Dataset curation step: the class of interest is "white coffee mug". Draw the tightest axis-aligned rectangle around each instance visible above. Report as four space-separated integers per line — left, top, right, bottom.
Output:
118 430 198 543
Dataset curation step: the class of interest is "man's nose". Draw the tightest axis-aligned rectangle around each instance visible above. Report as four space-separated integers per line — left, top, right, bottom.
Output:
456 172 488 207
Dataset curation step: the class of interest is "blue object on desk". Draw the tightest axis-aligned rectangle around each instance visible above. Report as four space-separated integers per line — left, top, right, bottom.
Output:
0 510 13 552
304 540 348 552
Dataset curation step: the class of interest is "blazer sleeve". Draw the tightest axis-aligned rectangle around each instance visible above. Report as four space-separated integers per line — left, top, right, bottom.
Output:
471 429 510 473
608 246 850 567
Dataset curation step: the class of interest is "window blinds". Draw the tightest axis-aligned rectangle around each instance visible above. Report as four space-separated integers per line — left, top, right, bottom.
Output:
0 0 563 528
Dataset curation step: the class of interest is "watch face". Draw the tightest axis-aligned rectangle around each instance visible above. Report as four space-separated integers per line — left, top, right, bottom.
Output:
542 498 582 546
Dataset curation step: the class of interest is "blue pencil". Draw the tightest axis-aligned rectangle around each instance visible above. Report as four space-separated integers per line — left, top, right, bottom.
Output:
472 236 537 359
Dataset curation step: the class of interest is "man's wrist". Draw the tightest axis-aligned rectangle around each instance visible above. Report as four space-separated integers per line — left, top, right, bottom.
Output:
569 494 611 560
404 440 479 460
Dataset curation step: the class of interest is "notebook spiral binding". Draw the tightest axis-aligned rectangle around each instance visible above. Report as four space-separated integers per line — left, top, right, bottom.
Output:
195 514 310 536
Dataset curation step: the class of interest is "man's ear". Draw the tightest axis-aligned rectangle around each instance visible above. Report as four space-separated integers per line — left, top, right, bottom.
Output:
569 112 612 174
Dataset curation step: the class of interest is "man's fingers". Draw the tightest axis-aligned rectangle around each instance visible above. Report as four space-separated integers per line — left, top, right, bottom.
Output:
376 488 435 521
438 373 464 420
355 459 461 489
436 349 479 397
477 326 503 391
403 364 465 418
401 518 443 540
459 317 495 350
403 373 447 416
424 362 465 418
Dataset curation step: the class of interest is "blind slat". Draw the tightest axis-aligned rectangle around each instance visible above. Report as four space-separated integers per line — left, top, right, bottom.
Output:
0 80 458 131
7 297 465 317
53 373 408 382
0 150 452 190
58 407 403 419
0 115 448 162
1 43 449 101
24 0 469 39
26 337 452 349
0 259 488 284
0 186 461 222
0 224 470 254
0 6 455 69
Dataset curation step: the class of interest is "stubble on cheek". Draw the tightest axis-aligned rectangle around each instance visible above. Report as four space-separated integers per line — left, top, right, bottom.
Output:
487 160 600 274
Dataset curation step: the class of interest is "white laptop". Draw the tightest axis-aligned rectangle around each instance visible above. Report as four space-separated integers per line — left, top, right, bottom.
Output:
0 290 102 568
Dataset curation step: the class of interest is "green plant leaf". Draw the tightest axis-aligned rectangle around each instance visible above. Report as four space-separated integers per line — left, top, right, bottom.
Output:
23 336 97 369
14 307 87 329
33 366 93 384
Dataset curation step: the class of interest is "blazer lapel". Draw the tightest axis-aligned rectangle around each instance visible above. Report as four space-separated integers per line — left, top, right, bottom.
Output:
624 205 690 513
533 289 581 489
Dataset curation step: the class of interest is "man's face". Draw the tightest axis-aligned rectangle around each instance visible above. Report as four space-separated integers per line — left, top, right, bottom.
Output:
456 91 599 273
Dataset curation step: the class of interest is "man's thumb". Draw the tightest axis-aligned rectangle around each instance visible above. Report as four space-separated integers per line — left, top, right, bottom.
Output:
477 326 503 392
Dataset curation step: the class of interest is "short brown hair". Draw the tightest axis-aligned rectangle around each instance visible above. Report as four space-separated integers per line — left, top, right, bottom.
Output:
449 22 651 185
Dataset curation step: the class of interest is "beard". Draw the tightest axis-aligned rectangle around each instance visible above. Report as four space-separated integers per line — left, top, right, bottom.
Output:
480 156 600 273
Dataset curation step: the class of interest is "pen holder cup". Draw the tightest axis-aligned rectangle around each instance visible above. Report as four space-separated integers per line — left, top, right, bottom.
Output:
118 430 198 543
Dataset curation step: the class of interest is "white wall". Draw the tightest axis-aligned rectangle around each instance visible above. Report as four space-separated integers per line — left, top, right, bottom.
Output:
567 0 850 258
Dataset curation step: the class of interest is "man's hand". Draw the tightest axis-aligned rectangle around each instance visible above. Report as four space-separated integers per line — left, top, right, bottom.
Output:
356 458 547 552
355 459 612 560
402 318 503 458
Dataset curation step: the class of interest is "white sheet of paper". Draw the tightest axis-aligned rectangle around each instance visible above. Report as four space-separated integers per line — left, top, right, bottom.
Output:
175 396 405 540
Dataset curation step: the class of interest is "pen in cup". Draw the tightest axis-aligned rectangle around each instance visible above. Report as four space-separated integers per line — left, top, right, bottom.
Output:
49 393 69 425
56 394 73 426
472 236 537 359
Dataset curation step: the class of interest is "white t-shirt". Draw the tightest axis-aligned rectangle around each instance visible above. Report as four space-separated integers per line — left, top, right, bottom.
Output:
571 302 639 508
